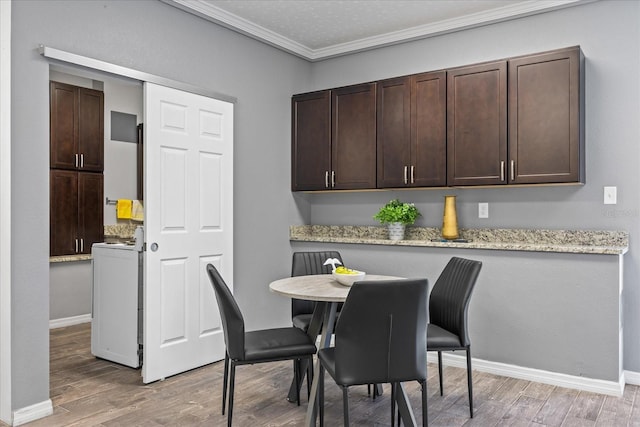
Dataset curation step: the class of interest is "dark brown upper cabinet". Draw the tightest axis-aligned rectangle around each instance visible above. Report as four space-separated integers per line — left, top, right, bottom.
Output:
291 90 331 191
331 83 377 190
292 83 376 191
376 72 446 188
50 81 104 172
447 60 507 186
292 46 584 191
508 46 584 184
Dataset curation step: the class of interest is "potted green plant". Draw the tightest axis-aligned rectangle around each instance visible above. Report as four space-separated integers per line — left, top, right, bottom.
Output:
373 199 421 240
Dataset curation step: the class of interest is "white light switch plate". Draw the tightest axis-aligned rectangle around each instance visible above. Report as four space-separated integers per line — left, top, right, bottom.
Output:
604 186 617 205
478 202 489 218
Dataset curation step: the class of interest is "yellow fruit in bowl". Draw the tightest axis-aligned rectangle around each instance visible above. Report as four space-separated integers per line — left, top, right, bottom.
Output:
332 268 366 286
335 266 359 275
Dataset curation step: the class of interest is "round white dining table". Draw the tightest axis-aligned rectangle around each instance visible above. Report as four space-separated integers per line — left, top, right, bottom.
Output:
269 273 399 302
269 273 419 427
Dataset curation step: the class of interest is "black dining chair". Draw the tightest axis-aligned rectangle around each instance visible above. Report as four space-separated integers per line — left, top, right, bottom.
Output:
206 264 317 427
427 256 482 418
317 278 429 426
291 251 344 332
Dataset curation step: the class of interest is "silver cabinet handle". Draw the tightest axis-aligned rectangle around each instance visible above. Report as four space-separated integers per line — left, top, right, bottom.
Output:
80 238 84 253
75 154 79 168
75 238 79 253
325 171 329 188
331 170 335 188
80 154 84 168
510 160 515 181
500 161 505 182
411 166 415 184
404 166 408 184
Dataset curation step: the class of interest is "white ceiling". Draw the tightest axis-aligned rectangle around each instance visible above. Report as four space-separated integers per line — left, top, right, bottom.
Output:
164 0 594 61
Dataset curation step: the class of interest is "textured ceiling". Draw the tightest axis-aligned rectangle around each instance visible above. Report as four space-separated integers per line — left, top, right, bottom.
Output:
165 0 595 60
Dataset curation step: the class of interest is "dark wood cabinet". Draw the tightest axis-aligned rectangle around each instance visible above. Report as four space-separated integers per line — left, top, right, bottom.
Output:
50 81 104 172
508 46 584 184
292 83 376 191
291 90 331 191
447 60 507 186
50 170 103 255
50 81 104 256
331 83 377 190
377 72 446 188
377 77 411 188
292 46 584 191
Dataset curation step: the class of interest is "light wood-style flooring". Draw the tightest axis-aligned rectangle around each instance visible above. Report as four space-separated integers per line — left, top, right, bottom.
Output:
6 323 640 426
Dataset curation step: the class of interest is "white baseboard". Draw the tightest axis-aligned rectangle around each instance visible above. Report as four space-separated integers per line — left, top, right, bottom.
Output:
624 370 640 386
12 399 53 426
428 352 625 397
49 314 91 329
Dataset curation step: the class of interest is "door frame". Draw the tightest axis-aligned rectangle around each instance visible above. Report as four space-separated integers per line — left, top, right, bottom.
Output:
0 0 12 423
33 44 236 419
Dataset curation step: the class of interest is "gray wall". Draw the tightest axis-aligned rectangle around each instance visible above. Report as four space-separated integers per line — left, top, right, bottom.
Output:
11 0 310 412
292 241 622 382
9 0 639 414
299 0 640 372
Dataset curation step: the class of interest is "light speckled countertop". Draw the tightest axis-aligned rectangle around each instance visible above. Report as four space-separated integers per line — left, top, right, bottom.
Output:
290 225 629 255
50 224 141 263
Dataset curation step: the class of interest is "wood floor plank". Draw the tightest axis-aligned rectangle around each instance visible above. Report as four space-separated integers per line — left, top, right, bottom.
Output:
533 386 579 427
2 323 638 427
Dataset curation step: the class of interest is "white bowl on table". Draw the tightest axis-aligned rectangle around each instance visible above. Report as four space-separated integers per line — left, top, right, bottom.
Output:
332 270 366 287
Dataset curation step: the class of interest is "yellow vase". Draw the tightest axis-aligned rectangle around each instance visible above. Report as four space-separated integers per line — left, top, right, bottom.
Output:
441 195 459 240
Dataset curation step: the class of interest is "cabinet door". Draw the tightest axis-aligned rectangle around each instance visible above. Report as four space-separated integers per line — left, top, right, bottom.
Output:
332 83 377 190
377 77 410 188
50 81 78 170
78 88 104 172
447 61 507 186
291 91 331 191
412 71 447 187
508 47 584 184
78 172 104 254
50 170 79 256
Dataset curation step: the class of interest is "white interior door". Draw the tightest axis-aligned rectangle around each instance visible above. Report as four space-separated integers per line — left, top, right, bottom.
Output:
143 82 233 383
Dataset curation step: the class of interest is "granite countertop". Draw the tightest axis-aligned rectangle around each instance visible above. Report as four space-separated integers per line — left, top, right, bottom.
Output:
50 224 140 263
290 225 629 255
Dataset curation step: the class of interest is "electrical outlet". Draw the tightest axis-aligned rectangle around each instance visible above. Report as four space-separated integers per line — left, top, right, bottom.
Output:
478 202 489 218
604 186 617 205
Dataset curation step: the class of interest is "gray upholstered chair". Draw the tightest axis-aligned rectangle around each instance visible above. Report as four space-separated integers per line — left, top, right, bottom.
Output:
427 256 482 418
317 278 429 426
206 264 317 427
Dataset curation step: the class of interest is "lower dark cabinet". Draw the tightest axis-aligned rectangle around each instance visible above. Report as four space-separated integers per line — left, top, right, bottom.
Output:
51 170 103 256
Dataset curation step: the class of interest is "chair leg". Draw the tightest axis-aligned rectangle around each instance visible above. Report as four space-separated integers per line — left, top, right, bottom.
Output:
319 364 325 427
228 361 236 427
421 379 428 427
467 347 474 418
294 359 301 406
342 386 350 426
391 383 396 427
306 356 313 399
222 353 229 415
437 350 444 396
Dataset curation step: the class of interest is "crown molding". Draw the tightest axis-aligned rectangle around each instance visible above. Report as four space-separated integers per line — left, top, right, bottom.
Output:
164 0 598 62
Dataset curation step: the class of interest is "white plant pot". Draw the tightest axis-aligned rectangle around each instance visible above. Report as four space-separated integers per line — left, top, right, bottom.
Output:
387 222 406 241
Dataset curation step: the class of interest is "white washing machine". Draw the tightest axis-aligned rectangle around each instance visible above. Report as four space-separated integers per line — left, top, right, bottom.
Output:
91 237 143 368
